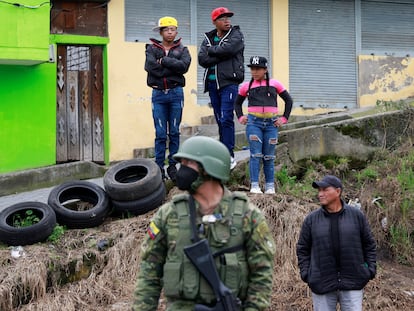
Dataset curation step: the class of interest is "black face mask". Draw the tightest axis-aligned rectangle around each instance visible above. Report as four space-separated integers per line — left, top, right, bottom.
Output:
175 165 199 191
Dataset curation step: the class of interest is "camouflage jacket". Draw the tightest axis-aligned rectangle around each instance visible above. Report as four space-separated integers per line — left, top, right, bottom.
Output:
132 189 275 311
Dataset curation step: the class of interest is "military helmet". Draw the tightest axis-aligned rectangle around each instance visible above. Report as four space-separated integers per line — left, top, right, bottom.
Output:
173 136 230 181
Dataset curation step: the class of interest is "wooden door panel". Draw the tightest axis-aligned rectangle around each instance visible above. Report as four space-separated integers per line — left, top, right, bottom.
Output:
91 46 104 163
56 45 68 162
80 70 92 161
67 70 80 161
56 45 104 163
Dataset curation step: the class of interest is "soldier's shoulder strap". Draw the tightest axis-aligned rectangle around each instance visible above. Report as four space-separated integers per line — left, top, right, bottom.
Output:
212 192 249 258
171 193 191 217
230 191 249 226
172 194 199 243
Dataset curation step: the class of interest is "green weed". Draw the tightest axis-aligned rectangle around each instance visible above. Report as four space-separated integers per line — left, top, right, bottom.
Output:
47 225 66 243
275 166 297 193
376 99 410 111
397 163 414 192
389 224 413 265
356 167 379 183
12 210 40 228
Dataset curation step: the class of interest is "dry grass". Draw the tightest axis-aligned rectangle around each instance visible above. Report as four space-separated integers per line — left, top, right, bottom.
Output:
0 185 413 310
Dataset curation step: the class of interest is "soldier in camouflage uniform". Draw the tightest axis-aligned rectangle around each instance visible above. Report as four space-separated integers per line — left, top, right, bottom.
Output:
132 136 275 311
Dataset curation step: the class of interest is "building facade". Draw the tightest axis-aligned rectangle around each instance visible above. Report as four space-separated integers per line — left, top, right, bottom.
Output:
0 0 413 174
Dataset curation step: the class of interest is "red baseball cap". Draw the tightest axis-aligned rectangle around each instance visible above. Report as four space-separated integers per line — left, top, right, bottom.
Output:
211 7 234 21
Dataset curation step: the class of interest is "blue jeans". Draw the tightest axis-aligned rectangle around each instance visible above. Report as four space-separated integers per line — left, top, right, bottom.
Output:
246 115 278 183
312 290 363 311
152 87 183 169
208 82 238 157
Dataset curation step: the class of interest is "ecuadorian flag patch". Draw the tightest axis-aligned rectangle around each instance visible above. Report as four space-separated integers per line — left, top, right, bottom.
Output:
147 221 160 240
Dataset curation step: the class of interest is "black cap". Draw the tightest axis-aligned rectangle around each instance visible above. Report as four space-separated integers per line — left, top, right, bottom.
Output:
312 175 343 189
247 56 268 68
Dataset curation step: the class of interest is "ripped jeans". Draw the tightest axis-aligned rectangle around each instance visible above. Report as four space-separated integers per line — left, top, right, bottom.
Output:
246 114 278 183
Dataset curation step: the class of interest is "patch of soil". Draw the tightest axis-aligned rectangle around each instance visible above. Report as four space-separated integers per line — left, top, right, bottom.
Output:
0 189 413 310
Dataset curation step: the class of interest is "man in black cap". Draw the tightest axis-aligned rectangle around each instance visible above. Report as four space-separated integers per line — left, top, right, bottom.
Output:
296 175 377 311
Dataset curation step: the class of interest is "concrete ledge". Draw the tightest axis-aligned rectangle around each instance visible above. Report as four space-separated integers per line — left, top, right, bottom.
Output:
0 162 107 196
278 109 414 164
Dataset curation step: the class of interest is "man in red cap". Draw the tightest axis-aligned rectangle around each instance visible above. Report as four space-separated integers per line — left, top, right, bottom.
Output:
198 7 245 170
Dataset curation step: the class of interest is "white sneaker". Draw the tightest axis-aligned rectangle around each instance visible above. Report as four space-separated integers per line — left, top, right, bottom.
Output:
230 157 237 170
250 186 263 194
265 188 275 194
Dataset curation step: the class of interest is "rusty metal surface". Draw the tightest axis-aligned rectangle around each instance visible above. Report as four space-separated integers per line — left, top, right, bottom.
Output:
51 1 108 36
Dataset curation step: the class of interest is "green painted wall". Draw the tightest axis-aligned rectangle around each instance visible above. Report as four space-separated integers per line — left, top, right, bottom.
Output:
0 0 54 173
0 0 50 65
0 34 110 174
0 63 56 173
0 1 111 175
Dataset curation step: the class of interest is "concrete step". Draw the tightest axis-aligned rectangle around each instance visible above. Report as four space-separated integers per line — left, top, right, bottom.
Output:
133 109 367 158
180 111 353 146
181 118 245 137
281 113 352 131
0 162 107 197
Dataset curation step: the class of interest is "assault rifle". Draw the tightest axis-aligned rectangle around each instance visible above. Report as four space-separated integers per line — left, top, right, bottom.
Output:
184 239 241 311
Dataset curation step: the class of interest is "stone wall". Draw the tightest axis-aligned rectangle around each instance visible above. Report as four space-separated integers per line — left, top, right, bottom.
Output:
276 109 414 167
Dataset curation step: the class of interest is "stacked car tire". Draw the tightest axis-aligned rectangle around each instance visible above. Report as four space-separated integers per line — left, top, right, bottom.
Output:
0 158 166 246
0 201 57 246
47 180 112 229
103 158 166 217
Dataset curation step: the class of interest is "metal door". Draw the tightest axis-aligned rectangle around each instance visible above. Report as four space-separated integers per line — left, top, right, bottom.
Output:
56 45 104 163
289 0 357 109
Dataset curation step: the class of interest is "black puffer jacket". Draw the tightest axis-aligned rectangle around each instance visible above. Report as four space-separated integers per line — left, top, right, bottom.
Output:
198 26 244 92
145 38 191 90
296 201 376 294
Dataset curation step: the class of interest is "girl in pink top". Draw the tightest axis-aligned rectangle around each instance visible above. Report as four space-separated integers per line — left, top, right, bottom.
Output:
234 56 293 194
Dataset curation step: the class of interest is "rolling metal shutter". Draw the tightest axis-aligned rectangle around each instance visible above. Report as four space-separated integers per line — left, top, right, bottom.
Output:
125 1 191 44
361 0 414 56
289 0 357 109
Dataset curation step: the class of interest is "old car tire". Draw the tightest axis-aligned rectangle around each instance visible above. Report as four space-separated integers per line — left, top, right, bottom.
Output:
111 183 166 216
48 180 111 229
0 201 56 246
103 158 162 201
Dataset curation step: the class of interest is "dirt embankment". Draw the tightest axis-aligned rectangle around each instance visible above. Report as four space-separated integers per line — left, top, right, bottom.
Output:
0 185 413 310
